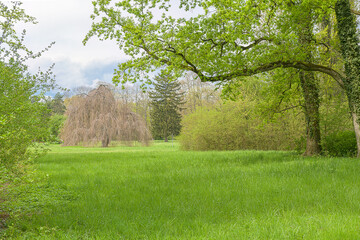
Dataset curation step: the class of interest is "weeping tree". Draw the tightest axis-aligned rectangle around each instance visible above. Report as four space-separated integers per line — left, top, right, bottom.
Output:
61 85 151 147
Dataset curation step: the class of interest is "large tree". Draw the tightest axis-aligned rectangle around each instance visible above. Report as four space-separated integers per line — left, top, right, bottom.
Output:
150 73 184 142
84 0 360 156
335 0 360 157
0 1 56 170
61 85 151 147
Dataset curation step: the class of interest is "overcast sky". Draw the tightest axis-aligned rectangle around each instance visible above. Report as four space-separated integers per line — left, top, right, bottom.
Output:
10 0 200 95
14 0 127 92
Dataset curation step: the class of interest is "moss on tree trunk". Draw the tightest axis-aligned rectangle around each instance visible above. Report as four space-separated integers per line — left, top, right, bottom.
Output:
335 0 360 157
299 71 322 156
297 8 322 156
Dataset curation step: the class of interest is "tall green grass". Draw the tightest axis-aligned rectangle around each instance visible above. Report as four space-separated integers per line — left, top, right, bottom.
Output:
5 142 360 239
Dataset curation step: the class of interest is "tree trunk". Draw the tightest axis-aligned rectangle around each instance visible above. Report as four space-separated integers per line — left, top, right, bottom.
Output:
351 111 360 157
297 8 322 156
335 0 360 157
299 71 322 156
102 135 110 147
300 71 321 156
164 135 168 142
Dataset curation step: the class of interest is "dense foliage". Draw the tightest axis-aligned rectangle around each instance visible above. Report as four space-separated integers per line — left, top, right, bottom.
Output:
323 131 357 157
0 2 55 170
0 63 49 169
335 0 360 156
46 114 66 143
150 73 184 142
0 1 58 235
180 94 305 151
45 92 66 116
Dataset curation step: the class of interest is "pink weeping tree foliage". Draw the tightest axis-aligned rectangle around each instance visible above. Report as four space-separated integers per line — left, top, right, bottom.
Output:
61 85 152 147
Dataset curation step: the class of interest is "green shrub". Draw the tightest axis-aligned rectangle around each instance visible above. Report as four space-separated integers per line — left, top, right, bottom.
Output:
322 131 357 157
179 100 305 151
47 114 66 143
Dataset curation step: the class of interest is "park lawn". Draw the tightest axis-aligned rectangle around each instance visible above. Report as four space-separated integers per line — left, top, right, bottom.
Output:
4 141 360 239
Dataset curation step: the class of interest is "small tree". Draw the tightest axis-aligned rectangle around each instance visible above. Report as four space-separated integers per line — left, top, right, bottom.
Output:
61 85 151 147
150 73 184 142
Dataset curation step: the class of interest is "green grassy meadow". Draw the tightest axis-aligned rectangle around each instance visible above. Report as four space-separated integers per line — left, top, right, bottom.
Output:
5 142 360 239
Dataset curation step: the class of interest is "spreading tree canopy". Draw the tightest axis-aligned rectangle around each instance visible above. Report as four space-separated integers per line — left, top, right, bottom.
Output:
85 0 360 156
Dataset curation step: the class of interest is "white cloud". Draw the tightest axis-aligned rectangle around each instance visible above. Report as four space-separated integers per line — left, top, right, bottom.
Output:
10 0 129 91
17 0 124 65
11 0 201 93
27 57 119 91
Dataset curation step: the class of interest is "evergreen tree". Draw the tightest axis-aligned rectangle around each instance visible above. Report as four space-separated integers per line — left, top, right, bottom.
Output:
45 92 66 116
150 73 184 142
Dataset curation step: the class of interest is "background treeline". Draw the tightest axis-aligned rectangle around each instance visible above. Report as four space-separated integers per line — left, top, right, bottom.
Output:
47 68 353 156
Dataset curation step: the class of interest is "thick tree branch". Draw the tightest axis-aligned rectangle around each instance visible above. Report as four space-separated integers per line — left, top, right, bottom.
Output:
197 61 345 89
139 39 345 90
140 40 196 72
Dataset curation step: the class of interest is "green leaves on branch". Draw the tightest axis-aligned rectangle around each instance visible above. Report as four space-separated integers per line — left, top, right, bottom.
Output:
85 0 343 87
0 1 57 170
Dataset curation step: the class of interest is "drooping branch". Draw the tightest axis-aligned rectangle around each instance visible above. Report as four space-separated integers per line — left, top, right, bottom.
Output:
61 85 152 147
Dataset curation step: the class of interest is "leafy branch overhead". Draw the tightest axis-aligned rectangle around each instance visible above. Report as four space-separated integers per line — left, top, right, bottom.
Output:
85 0 360 157
84 0 345 85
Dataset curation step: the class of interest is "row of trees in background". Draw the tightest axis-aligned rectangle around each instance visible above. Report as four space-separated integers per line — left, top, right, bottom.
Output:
56 71 216 147
50 65 353 156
